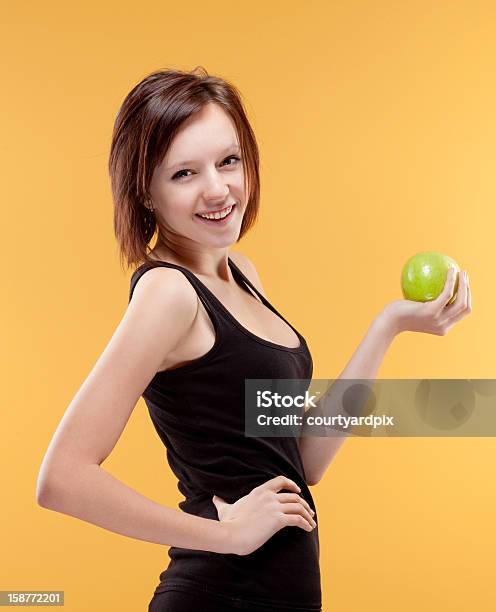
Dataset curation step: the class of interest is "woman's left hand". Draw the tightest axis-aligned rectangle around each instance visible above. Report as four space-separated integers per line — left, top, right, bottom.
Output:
385 268 472 336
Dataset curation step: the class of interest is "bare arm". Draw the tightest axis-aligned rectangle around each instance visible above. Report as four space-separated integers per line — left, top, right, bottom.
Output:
298 267 471 485
298 309 398 485
237 255 471 486
38 462 231 552
36 267 233 554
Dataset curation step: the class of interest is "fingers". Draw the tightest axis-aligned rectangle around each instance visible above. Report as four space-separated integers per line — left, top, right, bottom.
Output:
282 512 316 532
260 476 317 531
444 270 468 315
263 475 301 494
467 274 472 312
443 270 472 326
212 494 226 505
436 266 458 309
457 270 470 311
280 503 317 529
277 492 315 517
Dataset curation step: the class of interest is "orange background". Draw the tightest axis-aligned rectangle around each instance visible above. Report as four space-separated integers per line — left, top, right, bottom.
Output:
2 1 494 610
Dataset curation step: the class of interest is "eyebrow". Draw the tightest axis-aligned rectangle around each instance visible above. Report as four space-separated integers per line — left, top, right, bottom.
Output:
166 144 240 170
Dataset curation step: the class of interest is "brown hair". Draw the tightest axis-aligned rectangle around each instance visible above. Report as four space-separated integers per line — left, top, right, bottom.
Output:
108 66 261 272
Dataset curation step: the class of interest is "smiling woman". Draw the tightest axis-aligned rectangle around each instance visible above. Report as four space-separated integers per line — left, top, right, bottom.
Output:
108 66 261 272
37 65 323 612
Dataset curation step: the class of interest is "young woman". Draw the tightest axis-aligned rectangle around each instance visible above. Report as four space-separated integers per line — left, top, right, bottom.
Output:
36 67 471 611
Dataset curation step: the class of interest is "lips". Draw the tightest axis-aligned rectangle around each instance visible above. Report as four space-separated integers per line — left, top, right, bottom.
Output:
195 204 236 224
196 203 235 217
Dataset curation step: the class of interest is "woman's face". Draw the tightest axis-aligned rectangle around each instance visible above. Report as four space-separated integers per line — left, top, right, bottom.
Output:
149 102 247 252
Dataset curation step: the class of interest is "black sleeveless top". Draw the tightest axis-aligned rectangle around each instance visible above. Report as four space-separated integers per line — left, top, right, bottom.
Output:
129 257 322 611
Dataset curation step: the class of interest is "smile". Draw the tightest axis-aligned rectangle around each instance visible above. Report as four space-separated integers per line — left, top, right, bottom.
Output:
195 204 236 225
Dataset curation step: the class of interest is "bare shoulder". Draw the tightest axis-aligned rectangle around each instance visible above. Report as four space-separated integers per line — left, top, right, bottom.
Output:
131 265 197 306
228 250 268 299
36 266 200 484
129 265 199 339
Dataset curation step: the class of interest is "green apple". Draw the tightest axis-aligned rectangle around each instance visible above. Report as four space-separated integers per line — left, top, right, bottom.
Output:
401 251 460 305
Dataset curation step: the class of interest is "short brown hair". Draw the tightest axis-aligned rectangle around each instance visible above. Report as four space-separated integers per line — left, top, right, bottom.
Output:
108 66 261 272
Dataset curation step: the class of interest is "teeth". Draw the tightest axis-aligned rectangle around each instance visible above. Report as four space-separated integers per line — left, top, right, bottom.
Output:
199 205 233 220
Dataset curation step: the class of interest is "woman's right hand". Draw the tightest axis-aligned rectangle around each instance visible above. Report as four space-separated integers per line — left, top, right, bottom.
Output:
212 475 317 556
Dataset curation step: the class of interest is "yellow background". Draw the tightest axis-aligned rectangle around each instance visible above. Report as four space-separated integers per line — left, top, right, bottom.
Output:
2 1 494 610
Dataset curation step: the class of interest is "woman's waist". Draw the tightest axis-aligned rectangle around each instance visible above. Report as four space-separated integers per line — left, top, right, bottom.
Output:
177 468 316 511
159 527 322 609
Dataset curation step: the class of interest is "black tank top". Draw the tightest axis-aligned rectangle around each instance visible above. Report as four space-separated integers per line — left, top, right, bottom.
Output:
129 257 322 611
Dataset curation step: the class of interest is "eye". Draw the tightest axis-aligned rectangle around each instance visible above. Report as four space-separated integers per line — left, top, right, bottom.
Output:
171 155 241 181
223 154 241 166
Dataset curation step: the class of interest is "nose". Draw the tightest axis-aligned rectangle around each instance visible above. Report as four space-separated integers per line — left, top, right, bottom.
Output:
202 168 230 201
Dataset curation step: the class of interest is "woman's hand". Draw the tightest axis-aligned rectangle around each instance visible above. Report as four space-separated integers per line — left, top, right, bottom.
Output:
212 475 317 556
386 267 472 335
